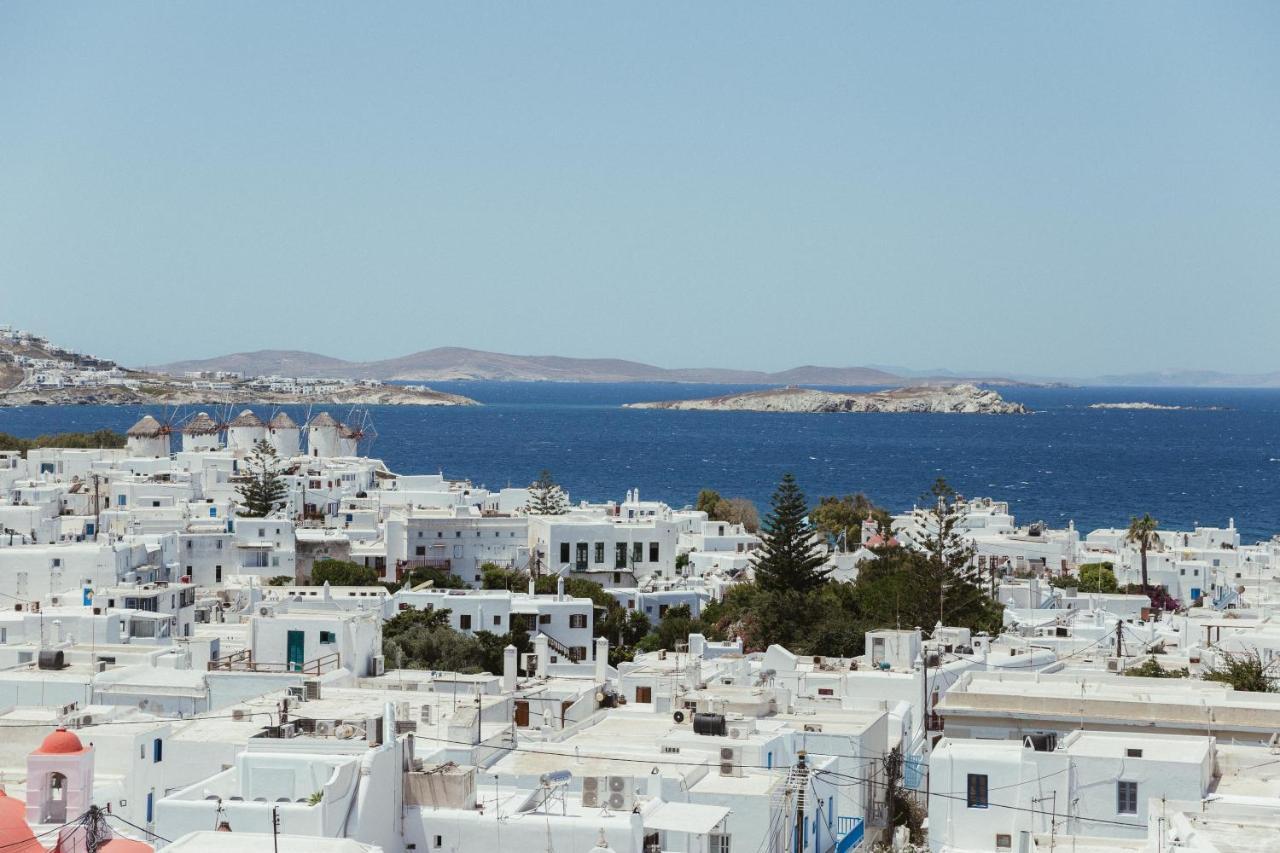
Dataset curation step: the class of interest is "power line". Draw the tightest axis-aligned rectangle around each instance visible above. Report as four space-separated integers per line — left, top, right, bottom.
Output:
814 768 1146 831
106 812 173 844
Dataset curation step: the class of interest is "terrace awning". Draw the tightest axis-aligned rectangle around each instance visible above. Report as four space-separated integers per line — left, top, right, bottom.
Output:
642 802 730 835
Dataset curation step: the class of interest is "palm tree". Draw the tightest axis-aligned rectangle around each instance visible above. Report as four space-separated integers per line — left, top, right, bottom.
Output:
1124 514 1161 591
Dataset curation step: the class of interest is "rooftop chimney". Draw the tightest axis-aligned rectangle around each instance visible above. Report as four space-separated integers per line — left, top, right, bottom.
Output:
594 636 609 683
503 644 518 692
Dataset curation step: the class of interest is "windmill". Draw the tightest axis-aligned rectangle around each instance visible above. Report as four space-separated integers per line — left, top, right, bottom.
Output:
342 406 378 456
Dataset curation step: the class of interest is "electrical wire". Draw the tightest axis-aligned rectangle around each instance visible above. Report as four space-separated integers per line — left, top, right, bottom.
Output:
813 768 1146 830
106 812 173 844
0 811 88 852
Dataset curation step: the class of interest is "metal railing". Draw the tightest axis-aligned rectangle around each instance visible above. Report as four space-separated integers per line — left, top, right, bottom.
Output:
208 649 341 675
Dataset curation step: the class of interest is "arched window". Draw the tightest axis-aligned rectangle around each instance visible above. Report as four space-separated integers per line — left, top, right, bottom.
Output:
49 772 66 801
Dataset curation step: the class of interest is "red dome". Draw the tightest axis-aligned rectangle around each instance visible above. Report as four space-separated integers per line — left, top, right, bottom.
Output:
0 789 40 853
35 727 85 755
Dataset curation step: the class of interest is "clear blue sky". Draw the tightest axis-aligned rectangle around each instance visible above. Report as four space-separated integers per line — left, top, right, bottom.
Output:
2 3 1277 377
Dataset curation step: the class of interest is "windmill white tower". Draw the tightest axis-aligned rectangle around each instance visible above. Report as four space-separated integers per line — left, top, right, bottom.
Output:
267 411 301 457
226 409 267 453
180 411 222 452
306 412 342 458
125 414 170 457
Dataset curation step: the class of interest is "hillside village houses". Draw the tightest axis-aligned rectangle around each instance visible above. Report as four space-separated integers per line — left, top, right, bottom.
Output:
0 413 1280 850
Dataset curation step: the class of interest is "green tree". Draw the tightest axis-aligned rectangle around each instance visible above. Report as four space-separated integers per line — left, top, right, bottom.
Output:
266 575 294 587
527 470 568 515
481 563 528 590
752 473 828 594
403 565 467 590
1203 649 1277 693
695 489 760 532
1125 514 1161 592
311 558 381 586
0 429 126 455
810 493 890 551
912 478 985 623
383 607 490 673
236 439 288 517
696 489 723 516
1050 562 1119 594
1124 657 1188 678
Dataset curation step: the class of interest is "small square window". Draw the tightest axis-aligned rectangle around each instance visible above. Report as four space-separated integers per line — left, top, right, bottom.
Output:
1126 748 1143 758
995 835 1012 850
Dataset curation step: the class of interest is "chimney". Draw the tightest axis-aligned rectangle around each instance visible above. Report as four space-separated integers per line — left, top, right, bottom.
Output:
534 635 550 678
594 636 609 683
528 576 536 596
688 633 706 659
503 644 518 692
556 576 565 602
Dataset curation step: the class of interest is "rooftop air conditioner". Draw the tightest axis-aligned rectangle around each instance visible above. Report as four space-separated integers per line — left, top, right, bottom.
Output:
581 776 601 808
719 746 743 777
315 721 335 737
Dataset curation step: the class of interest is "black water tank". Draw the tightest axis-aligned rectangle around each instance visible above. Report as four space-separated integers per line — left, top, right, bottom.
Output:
38 649 65 670
692 712 726 736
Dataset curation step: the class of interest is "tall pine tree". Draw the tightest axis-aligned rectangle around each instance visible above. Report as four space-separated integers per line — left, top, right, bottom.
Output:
752 473 829 593
237 439 288 517
527 469 569 515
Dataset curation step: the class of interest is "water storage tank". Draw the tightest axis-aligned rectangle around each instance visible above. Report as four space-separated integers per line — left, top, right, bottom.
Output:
693 712 727 736
38 649 65 670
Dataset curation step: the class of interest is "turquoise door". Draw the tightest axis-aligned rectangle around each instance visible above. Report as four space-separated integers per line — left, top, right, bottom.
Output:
287 630 305 672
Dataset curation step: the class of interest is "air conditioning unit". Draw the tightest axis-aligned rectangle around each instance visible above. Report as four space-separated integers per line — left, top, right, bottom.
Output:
279 723 297 738
258 606 272 617
1106 657 1121 672
719 746 743 777
371 655 385 677
606 777 633 811
581 776 601 808
304 679 322 701
657 650 667 661
315 721 336 737
287 686 305 702
232 709 248 721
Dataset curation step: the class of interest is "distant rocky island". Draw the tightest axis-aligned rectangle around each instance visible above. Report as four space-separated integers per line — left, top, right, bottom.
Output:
1088 402 1226 411
0 327 478 407
624 383 1029 415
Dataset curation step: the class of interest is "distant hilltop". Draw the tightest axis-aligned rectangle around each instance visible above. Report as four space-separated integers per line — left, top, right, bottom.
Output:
152 346 1042 388
0 326 477 407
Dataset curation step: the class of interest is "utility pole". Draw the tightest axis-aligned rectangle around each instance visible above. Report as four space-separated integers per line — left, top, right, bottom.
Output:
1115 619 1125 664
793 751 806 853
92 473 101 539
272 805 280 853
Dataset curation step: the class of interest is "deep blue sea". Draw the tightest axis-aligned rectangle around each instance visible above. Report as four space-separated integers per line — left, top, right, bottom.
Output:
3 383 1278 541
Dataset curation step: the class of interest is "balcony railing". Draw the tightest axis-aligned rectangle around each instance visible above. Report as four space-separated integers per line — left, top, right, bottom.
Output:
208 649 341 675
